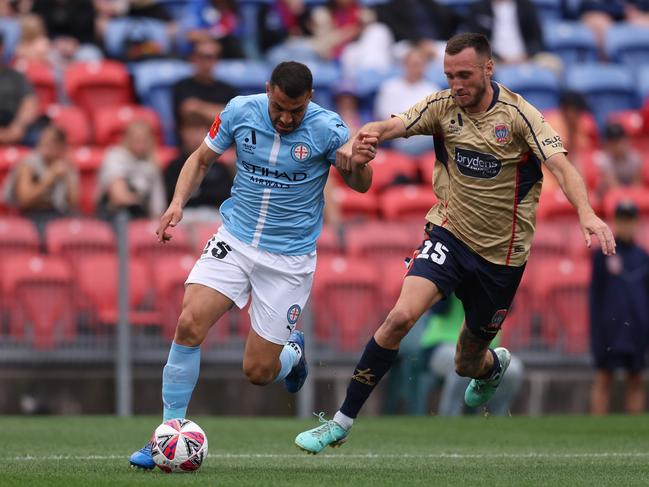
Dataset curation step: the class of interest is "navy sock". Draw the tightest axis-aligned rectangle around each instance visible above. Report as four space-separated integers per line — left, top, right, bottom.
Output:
340 337 398 419
477 349 501 380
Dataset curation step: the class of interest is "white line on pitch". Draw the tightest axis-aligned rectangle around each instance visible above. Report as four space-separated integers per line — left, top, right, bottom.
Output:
8 452 649 461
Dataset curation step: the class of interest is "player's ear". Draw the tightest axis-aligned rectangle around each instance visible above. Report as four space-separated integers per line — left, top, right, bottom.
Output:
265 82 271 97
485 58 494 78
309 89 314 101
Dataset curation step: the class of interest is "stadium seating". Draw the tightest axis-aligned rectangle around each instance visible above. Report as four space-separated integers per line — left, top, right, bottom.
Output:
606 110 645 139
45 218 116 261
379 184 437 221
103 17 171 60
92 105 164 146
500 266 534 350
605 23 649 68
602 187 649 219
494 64 560 111
0 217 40 256
537 189 579 221
303 60 341 109
565 63 637 127
370 150 419 192
74 253 158 326
316 224 341 256
2 255 75 349
311 256 383 351
213 60 271 95
0 146 31 213
46 105 91 146
13 61 56 113
64 61 133 117
417 151 436 186
0 17 20 63
531 221 570 257
346 221 419 262
332 185 380 219
531 0 561 22
132 59 194 145
71 146 105 215
543 21 598 65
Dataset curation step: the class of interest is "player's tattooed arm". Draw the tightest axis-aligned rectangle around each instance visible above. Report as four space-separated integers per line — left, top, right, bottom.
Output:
545 152 616 256
156 142 219 243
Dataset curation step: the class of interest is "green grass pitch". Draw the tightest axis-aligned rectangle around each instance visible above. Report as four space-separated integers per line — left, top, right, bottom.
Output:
3 415 649 486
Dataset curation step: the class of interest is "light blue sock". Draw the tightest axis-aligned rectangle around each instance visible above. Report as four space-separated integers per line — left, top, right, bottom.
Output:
162 342 201 421
272 344 300 383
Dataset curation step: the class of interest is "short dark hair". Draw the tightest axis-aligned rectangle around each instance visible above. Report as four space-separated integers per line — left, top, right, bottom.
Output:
445 33 492 59
269 61 313 98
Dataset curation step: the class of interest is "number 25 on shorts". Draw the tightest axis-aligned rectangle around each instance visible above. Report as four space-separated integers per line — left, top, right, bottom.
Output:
417 240 449 265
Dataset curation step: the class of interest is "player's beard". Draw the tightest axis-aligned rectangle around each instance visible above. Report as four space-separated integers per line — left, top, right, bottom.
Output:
456 78 487 110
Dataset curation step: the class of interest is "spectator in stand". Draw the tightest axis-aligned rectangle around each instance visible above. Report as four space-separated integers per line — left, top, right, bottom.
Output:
31 0 103 64
188 0 245 59
14 14 51 65
374 47 438 154
257 0 312 56
332 79 362 134
172 38 238 127
164 113 233 224
542 91 599 194
467 0 560 71
0 34 40 146
375 0 462 60
3 124 79 232
595 122 642 199
590 200 649 415
96 120 166 219
580 1 649 58
310 0 393 75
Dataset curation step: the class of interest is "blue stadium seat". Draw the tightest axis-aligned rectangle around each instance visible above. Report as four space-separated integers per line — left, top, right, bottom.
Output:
565 63 637 127
103 17 171 60
132 59 194 145
637 66 649 103
436 0 478 16
532 0 562 22
213 60 271 95
425 63 448 89
605 23 649 68
495 63 560 111
303 60 341 109
157 0 201 19
0 17 20 63
543 21 598 65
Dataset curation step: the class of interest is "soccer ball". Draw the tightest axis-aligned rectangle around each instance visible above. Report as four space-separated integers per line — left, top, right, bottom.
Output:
151 419 208 473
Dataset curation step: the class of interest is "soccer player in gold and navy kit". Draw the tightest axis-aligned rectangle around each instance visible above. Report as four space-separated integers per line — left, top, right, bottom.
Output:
296 33 616 453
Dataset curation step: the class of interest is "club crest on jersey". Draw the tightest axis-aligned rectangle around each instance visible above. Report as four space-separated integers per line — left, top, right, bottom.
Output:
494 124 510 144
287 304 302 325
291 143 311 162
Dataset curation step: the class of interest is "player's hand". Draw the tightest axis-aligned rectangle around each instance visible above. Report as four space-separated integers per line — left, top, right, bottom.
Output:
156 202 183 243
351 131 379 167
580 211 616 255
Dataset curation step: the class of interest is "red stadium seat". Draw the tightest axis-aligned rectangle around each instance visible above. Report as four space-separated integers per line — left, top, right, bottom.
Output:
188 221 221 256
74 253 158 326
0 146 31 215
155 145 180 170
332 186 380 220
418 151 436 187
2 255 75 349
64 60 133 117
312 256 383 351
370 150 418 192
316 224 341 256
46 105 91 146
45 218 116 262
530 221 570 257
534 256 591 354
607 110 645 139
500 267 534 350
93 105 164 146
378 258 409 312
129 219 192 263
71 146 105 215
379 184 437 221
602 187 649 219
0 217 40 256
346 221 419 261
537 189 603 223
14 60 56 113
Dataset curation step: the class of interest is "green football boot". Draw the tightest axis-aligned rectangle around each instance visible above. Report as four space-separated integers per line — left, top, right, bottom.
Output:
464 347 511 408
295 413 349 454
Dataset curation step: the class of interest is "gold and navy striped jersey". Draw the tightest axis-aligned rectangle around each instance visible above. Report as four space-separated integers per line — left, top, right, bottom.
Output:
395 82 567 266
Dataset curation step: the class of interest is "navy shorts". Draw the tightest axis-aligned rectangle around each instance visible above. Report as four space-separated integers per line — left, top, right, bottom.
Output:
407 225 525 340
594 352 646 373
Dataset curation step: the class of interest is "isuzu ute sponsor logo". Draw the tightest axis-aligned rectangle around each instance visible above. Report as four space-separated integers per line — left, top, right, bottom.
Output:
454 148 502 179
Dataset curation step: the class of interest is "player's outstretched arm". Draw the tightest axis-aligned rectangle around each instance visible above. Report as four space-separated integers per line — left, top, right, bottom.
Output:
545 152 616 256
156 142 219 243
335 131 379 193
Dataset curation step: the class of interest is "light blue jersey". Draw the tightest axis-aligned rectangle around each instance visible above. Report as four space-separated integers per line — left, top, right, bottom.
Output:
204 94 349 255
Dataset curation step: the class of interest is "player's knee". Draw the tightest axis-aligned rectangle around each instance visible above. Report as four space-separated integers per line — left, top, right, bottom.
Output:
382 308 417 341
174 310 205 347
242 361 276 386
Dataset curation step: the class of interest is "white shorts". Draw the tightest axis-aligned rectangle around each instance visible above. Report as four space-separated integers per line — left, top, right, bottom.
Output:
186 227 316 345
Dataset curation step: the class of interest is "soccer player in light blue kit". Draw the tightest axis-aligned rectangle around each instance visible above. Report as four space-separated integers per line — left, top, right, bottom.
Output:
129 61 378 469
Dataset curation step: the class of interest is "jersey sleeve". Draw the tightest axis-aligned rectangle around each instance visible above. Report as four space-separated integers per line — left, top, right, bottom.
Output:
325 116 349 165
516 99 567 162
203 97 237 154
394 92 444 138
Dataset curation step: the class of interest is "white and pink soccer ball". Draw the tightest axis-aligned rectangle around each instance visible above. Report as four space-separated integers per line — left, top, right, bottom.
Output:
151 419 208 473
